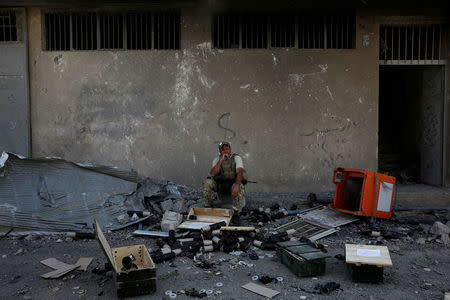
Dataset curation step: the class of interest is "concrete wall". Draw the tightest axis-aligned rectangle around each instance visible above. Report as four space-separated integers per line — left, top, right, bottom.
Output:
27 6 380 192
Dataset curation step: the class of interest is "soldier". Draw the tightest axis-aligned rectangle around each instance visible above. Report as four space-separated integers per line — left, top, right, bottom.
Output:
203 141 246 212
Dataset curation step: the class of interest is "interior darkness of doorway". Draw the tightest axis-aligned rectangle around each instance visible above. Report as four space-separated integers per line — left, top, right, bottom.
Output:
379 65 441 185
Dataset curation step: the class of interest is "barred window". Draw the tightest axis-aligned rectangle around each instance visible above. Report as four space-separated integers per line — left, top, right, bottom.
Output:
271 15 296 48
380 24 446 64
72 13 97 50
213 11 355 49
45 13 70 50
0 10 18 42
242 14 267 49
100 13 123 50
154 12 180 50
43 11 180 51
126 12 152 50
213 14 239 49
298 15 325 49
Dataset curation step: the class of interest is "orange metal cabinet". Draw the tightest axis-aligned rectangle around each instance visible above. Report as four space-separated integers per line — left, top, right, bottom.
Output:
329 168 396 219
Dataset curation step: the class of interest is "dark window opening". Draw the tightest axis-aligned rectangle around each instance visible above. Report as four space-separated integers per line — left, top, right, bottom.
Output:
100 14 123 49
242 14 267 49
298 15 324 49
271 14 295 48
72 13 97 50
0 10 18 42
44 13 70 50
326 13 355 49
43 11 179 51
213 14 240 49
212 11 355 49
154 12 180 50
126 12 152 50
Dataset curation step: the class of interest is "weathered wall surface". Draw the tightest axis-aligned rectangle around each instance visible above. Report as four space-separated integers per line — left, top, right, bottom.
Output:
27 6 379 192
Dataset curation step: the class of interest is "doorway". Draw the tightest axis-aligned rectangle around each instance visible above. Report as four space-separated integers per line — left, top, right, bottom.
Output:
378 65 444 186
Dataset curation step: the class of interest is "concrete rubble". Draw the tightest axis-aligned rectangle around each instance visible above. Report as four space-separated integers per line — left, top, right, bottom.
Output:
0 175 449 299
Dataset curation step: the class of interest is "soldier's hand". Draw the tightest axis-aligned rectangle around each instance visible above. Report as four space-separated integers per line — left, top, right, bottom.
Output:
232 184 239 197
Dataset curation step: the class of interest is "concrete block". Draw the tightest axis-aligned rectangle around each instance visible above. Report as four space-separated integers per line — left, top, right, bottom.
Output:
429 221 450 236
160 199 174 212
172 199 186 213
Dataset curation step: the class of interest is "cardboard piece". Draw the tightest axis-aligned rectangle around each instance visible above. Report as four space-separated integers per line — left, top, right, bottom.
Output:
41 264 80 279
40 258 81 279
40 258 73 270
76 257 93 271
40 257 91 278
345 244 392 266
242 282 280 298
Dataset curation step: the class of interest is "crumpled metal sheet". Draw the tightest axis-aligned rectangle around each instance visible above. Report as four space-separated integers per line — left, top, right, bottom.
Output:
0 152 139 232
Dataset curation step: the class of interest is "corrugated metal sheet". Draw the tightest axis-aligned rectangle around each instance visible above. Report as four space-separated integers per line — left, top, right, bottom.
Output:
0 152 139 232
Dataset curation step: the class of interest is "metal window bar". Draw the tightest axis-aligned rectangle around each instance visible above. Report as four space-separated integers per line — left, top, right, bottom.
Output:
380 24 446 65
0 10 18 42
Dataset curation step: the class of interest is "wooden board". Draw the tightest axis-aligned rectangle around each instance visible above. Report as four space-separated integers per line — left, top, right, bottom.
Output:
242 282 279 298
345 244 392 267
95 220 117 272
113 244 155 272
178 207 232 230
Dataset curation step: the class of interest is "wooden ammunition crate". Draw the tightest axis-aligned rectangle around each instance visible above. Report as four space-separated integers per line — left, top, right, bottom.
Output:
95 220 156 297
276 241 329 277
345 244 392 283
177 207 232 230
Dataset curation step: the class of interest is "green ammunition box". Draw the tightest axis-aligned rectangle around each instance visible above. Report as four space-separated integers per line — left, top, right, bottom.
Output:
276 241 329 277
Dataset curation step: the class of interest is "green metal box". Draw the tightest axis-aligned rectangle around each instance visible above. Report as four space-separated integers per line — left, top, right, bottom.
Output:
276 241 329 277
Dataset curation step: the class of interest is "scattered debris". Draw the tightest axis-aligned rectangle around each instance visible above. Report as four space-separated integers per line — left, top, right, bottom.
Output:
0 152 139 232
314 282 341 294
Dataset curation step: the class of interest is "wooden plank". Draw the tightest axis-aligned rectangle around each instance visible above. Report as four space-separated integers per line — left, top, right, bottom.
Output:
190 207 232 217
95 219 117 272
220 226 255 232
241 282 280 298
345 244 392 267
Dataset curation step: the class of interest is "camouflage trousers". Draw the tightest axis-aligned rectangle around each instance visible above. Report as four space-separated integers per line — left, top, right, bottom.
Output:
202 178 245 212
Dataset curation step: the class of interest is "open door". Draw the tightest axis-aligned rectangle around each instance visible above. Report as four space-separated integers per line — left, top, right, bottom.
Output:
420 67 444 185
379 66 444 186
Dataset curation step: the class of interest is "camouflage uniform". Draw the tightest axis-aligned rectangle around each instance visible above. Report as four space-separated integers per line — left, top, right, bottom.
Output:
203 154 246 212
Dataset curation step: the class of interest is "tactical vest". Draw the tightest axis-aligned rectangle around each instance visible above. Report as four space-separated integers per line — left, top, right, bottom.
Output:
218 154 247 183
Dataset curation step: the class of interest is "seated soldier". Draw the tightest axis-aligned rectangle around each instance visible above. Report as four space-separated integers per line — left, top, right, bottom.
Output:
202 141 246 212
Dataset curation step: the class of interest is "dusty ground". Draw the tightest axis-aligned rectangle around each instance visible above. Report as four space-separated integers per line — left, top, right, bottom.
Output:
1 207 449 300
